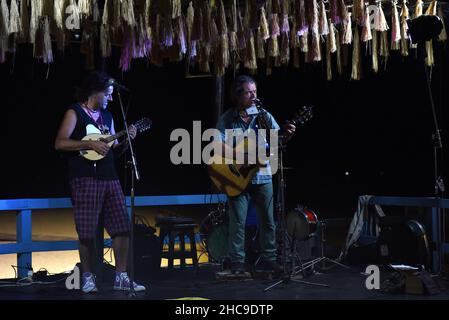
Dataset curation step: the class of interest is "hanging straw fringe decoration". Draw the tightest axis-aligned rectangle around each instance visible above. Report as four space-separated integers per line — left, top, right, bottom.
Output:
300 31 308 53
329 20 337 53
280 32 290 64
93 0 100 22
372 29 378 73
391 1 401 50
351 25 361 80
173 0 182 19
326 29 332 80
374 2 389 68
260 6 270 40
342 13 352 45
120 26 136 71
122 0 136 27
310 0 321 61
113 0 122 30
353 0 365 26
257 27 266 59
297 0 308 35
335 28 342 74
362 6 372 42
78 0 91 18
202 1 211 45
18 0 29 43
30 0 43 43
54 0 64 30
319 1 329 36
424 0 437 67
9 0 22 34
245 29 257 71
0 0 9 36
400 0 409 56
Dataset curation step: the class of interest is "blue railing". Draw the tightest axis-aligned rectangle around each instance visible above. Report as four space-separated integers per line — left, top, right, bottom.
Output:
0 194 226 278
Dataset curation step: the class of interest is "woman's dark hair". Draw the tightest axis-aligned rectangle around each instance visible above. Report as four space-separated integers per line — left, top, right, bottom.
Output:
75 71 113 102
230 75 256 105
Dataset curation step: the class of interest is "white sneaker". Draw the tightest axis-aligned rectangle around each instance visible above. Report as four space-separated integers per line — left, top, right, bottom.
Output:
113 272 146 292
82 273 98 293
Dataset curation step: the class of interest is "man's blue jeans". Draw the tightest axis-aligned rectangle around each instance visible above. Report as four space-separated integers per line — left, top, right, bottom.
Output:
227 182 277 264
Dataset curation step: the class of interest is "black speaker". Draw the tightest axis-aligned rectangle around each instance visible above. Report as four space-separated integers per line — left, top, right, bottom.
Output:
133 223 161 280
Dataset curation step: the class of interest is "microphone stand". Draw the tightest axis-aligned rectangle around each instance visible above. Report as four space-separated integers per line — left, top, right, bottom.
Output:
116 87 140 297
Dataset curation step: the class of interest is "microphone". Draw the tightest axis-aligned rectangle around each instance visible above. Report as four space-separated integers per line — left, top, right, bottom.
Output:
253 98 263 107
109 78 131 92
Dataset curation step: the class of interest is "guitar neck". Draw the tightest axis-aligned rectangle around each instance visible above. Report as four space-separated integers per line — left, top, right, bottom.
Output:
103 130 126 143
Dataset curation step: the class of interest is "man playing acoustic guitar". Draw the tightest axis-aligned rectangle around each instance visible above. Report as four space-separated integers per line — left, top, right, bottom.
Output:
55 71 145 293
215 75 296 276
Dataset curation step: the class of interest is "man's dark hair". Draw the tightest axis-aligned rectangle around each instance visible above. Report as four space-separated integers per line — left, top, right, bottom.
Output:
230 75 256 105
76 71 113 102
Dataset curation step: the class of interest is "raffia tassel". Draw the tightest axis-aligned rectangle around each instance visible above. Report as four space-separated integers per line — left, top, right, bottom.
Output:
176 16 187 56
43 16 53 64
353 0 365 26
374 3 389 32
54 0 64 30
260 7 270 40
391 1 401 50
270 13 280 38
342 13 352 45
100 24 112 57
380 31 389 69
18 0 29 43
229 31 238 52
244 30 257 71
319 1 329 36
134 15 149 58
335 28 342 75
257 28 266 59
437 6 447 42
172 0 182 19
30 0 44 43
330 0 338 24
337 0 348 24
425 0 437 16
415 0 423 17
310 0 321 61
122 0 136 27
425 40 434 67
329 21 337 53
298 0 308 35
162 15 174 47
113 0 122 30
9 0 22 34
249 0 259 30
78 0 91 18
280 32 290 64
351 26 361 80
237 11 246 50
372 31 378 73
191 3 203 42
326 31 332 80
361 7 372 42
400 0 409 56
300 31 308 53
199 44 211 73
217 0 227 36
291 18 301 48
93 0 100 22
268 35 279 57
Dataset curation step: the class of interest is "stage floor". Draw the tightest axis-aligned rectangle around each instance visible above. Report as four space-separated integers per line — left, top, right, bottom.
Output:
1 263 448 300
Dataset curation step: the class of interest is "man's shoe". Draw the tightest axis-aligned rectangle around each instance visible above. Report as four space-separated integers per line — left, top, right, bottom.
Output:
81 272 98 293
113 272 146 292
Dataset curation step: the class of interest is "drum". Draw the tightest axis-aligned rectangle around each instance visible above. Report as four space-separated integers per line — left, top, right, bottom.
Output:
286 206 318 241
200 207 229 262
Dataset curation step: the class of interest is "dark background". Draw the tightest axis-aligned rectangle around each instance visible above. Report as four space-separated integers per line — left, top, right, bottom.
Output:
0 36 448 219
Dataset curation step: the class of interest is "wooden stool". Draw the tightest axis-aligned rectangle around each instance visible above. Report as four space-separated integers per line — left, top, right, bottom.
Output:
156 216 199 270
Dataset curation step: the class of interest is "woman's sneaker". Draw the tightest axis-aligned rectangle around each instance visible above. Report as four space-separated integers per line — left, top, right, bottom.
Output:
113 272 146 292
81 272 98 293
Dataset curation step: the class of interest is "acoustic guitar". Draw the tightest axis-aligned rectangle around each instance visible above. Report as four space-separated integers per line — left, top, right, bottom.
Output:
208 106 313 197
